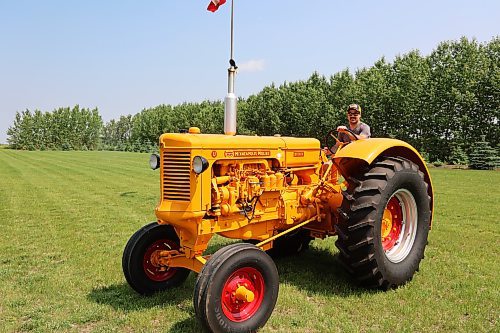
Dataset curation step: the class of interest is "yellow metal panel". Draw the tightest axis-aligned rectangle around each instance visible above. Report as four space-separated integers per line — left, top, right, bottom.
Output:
334 138 434 227
333 138 418 163
161 133 286 149
284 149 321 167
280 136 320 149
160 133 320 151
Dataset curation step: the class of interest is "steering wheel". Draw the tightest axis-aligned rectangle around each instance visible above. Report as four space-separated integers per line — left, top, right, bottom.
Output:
324 130 341 155
341 127 359 141
324 128 359 155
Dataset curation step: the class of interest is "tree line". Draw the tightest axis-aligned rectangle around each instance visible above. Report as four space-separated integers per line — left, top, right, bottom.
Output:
6 37 499 166
7 106 102 151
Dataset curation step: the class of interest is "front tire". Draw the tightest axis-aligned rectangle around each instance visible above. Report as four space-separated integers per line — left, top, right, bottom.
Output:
335 156 431 289
122 222 190 295
194 243 279 333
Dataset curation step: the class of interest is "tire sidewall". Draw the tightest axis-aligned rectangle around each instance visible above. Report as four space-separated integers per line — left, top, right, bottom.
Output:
127 224 189 294
204 249 279 333
194 243 249 319
372 169 430 284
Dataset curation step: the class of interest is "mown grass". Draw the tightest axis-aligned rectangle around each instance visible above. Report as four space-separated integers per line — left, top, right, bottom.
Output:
0 150 498 333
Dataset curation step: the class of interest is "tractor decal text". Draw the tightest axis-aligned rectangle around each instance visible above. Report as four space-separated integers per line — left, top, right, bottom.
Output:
293 151 305 157
226 150 271 158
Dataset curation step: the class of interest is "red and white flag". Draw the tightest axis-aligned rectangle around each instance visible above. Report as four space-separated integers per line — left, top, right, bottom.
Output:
207 0 226 12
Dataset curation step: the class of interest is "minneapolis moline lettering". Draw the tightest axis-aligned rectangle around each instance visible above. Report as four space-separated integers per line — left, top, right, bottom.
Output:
233 150 271 157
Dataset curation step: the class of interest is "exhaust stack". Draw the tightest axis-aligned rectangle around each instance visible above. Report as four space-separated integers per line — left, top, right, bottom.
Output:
224 0 236 136
224 61 237 135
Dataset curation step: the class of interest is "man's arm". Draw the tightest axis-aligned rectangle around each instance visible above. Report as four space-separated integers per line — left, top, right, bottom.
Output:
358 123 371 139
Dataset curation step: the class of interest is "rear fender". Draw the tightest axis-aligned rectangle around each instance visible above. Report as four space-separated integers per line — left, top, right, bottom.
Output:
334 138 434 227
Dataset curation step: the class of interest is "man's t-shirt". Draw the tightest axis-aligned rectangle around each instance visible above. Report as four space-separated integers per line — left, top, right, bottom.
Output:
338 122 371 143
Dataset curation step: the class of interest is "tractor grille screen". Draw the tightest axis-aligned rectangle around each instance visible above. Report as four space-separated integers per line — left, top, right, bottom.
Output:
162 150 191 201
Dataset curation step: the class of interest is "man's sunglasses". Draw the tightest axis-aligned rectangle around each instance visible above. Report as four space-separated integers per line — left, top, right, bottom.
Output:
348 112 360 116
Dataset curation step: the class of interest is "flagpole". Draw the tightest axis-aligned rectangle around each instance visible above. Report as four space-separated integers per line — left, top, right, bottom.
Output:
230 0 234 61
224 0 237 135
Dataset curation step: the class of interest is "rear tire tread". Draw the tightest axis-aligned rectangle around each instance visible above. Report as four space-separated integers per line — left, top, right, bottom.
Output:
335 156 431 289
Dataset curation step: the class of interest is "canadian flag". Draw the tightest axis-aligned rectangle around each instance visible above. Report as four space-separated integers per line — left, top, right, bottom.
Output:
207 0 226 12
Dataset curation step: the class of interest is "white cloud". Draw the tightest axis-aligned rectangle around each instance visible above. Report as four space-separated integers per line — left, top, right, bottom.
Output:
237 59 265 73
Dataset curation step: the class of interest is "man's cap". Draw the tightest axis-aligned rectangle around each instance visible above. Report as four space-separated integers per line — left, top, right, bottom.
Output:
348 103 362 114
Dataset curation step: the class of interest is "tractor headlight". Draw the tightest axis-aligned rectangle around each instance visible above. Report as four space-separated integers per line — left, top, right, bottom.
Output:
149 153 160 170
193 156 209 174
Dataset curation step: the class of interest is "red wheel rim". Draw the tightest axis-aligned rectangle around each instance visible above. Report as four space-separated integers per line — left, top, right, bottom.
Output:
143 239 178 282
222 267 265 322
381 196 403 251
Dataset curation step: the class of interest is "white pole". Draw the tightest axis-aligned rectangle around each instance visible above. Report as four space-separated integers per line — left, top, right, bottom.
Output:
224 0 237 135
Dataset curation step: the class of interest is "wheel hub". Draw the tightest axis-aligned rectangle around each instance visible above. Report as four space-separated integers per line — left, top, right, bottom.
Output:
222 267 264 322
235 285 255 302
143 239 178 282
382 189 419 263
381 210 393 238
382 196 403 251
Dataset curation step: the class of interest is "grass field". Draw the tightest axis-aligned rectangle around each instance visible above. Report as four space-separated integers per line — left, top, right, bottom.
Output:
0 150 498 333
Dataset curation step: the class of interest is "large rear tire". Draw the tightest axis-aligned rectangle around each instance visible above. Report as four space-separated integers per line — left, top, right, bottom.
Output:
194 243 279 333
335 156 431 289
122 222 190 295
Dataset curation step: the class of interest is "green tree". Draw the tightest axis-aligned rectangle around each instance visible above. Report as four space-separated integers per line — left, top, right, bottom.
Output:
243 85 283 136
327 69 357 128
354 58 392 139
469 135 499 169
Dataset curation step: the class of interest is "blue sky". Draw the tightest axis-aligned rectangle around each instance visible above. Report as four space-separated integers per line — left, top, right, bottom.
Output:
1 0 499 143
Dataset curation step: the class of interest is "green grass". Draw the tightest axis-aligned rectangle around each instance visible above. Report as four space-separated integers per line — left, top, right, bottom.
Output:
0 150 498 333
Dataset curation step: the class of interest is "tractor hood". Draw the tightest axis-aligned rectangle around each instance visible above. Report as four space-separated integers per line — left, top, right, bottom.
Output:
159 132 320 151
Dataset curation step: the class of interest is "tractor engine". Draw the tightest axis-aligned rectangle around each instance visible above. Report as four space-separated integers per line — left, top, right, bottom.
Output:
208 157 335 233
154 127 344 253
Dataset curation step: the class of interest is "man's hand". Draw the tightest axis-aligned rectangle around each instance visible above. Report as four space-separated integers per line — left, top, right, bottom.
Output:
337 126 360 140
323 146 332 156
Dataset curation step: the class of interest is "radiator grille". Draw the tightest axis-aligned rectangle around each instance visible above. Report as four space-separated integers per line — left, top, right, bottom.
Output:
162 150 191 201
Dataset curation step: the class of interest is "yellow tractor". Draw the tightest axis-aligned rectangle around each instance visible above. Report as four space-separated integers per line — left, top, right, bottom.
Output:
123 5 432 331
122 125 433 332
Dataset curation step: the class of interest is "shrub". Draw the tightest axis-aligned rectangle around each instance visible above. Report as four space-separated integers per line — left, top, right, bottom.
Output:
61 142 72 151
449 143 469 165
468 135 499 170
433 160 445 167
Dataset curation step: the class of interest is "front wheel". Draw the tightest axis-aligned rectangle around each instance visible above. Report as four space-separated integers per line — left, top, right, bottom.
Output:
335 156 431 289
194 243 279 333
122 222 190 295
